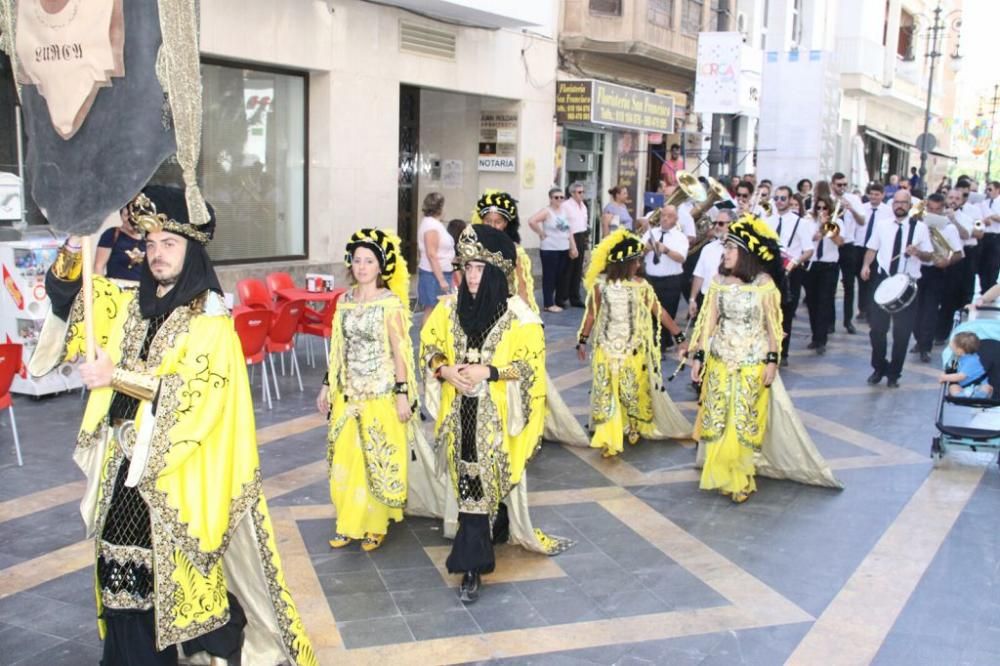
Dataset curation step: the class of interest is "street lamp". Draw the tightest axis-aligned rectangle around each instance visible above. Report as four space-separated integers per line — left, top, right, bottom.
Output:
914 4 963 192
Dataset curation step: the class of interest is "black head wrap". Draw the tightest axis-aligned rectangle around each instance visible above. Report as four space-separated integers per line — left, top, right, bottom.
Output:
131 186 223 318
455 225 516 338
476 191 520 244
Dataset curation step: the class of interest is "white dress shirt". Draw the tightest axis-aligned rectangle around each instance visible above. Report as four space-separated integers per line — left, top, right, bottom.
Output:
677 201 697 239
642 226 688 277
766 211 812 261
837 193 865 245
693 239 725 294
811 220 841 264
954 204 977 247
980 196 1000 234
921 224 964 266
854 201 893 245
866 217 934 280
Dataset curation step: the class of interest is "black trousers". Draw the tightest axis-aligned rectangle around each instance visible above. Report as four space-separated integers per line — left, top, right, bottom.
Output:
565 231 589 305
936 260 966 342
647 273 684 347
682 246 701 304
781 268 807 359
961 244 981 305
804 262 839 347
868 272 918 378
839 243 860 325
979 233 1000 293
540 249 570 308
915 265 945 353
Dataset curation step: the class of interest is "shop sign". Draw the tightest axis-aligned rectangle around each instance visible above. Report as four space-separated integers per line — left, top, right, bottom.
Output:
694 31 762 117
556 80 674 134
479 112 518 172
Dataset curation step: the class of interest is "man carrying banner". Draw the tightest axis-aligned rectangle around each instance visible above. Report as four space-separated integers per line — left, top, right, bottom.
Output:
31 186 316 666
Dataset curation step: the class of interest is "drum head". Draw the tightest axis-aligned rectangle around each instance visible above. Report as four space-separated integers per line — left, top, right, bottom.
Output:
875 274 917 313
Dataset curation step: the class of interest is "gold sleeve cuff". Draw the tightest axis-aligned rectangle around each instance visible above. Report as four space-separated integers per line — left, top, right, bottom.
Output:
427 353 447 372
496 365 521 381
51 246 83 281
111 368 160 402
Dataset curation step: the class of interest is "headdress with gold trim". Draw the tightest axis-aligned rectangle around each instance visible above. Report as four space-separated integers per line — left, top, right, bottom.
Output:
726 213 780 263
127 185 215 245
345 228 409 305
455 224 517 293
472 189 520 243
584 228 644 290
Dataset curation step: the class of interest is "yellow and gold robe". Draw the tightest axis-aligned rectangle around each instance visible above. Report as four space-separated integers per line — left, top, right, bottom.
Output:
420 295 570 555
30 276 316 665
584 277 691 456
325 291 416 539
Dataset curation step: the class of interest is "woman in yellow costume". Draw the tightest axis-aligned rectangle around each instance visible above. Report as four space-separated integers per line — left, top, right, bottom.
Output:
317 228 418 552
421 224 573 604
575 228 693 457
474 190 590 447
687 215 842 503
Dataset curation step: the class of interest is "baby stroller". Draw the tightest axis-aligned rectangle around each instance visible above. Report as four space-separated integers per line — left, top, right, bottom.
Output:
931 306 1000 464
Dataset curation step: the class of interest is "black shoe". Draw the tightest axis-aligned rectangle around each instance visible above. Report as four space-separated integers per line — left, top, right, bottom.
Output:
910 345 920 354
920 351 932 363
933 338 948 347
806 341 818 350
866 372 884 385
857 311 867 322
887 377 900 388
557 301 570 309
460 572 480 603
844 323 857 334
570 301 586 308
816 345 827 356
780 357 789 368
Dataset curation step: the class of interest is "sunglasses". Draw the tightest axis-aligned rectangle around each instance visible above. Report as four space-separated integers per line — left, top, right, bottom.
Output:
737 193 751 199
834 182 847 188
714 221 727 227
773 195 788 201
552 194 565 199
816 207 829 212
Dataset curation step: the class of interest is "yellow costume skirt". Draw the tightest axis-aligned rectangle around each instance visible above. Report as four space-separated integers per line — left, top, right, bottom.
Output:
695 358 770 496
328 395 407 538
589 347 654 456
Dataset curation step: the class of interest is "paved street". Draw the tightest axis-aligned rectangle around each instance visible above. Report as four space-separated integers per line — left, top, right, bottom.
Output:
1 299 999 666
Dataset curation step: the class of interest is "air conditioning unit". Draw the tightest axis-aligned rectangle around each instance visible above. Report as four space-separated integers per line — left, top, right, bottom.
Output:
566 150 596 172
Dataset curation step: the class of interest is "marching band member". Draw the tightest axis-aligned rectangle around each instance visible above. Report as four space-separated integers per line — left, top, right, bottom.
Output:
642 203 689 350
978 181 1000 293
953 183 984 307
576 229 692 458
688 214 841 503
804 195 844 355
831 173 866 334
766 186 814 365
689 210 733 318
860 190 935 387
855 183 894 321
913 194 964 362
319 229 418 553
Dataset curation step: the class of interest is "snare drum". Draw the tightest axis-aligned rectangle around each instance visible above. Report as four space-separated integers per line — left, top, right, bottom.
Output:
874 273 918 313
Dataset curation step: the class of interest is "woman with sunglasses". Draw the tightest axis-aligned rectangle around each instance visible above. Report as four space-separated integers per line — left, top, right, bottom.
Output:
687 215 841 503
528 187 579 313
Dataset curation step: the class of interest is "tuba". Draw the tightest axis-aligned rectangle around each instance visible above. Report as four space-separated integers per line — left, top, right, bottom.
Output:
686 177 729 257
919 205 956 264
648 170 707 226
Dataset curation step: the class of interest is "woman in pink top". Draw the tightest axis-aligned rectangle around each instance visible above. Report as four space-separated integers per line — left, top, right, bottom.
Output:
417 192 455 318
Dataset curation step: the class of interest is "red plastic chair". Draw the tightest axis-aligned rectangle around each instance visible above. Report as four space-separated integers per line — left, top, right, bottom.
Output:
237 278 272 310
265 272 296 300
234 310 274 410
0 343 23 466
299 288 347 368
266 299 305 399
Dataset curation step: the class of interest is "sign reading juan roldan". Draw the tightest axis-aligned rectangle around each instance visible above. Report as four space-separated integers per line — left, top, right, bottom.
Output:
556 80 674 134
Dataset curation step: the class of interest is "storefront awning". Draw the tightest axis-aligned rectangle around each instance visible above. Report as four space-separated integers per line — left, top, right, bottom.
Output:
862 126 912 153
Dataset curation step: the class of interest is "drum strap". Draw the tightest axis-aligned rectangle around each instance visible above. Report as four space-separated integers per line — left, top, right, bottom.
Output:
888 221 919 276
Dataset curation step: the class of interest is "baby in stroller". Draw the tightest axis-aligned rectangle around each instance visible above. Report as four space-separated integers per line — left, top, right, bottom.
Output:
939 331 993 399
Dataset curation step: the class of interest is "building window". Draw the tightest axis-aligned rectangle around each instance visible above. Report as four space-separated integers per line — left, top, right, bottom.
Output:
682 0 704 34
648 0 672 29
155 60 308 263
589 0 622 16
760 0 770 49
898 10 916 60
710 0 726 31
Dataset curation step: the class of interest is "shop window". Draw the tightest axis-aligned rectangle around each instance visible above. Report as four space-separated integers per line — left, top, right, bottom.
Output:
589 0 622 16
898 10 916 60
682 0 704 34
154 59 308 263
648 0 672 28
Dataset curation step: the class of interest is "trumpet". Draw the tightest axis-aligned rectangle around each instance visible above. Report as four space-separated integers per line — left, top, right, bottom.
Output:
973 219 986 232
821 200 842 238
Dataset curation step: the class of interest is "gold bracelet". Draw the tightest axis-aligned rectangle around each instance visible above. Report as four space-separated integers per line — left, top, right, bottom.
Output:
110 368 160 402
496 365 521 381
51 245 83 281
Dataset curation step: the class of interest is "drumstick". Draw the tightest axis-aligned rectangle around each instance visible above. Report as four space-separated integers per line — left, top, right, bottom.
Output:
667 317 695 382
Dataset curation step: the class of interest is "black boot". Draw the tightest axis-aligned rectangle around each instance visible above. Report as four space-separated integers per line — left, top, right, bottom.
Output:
460 572 481 603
